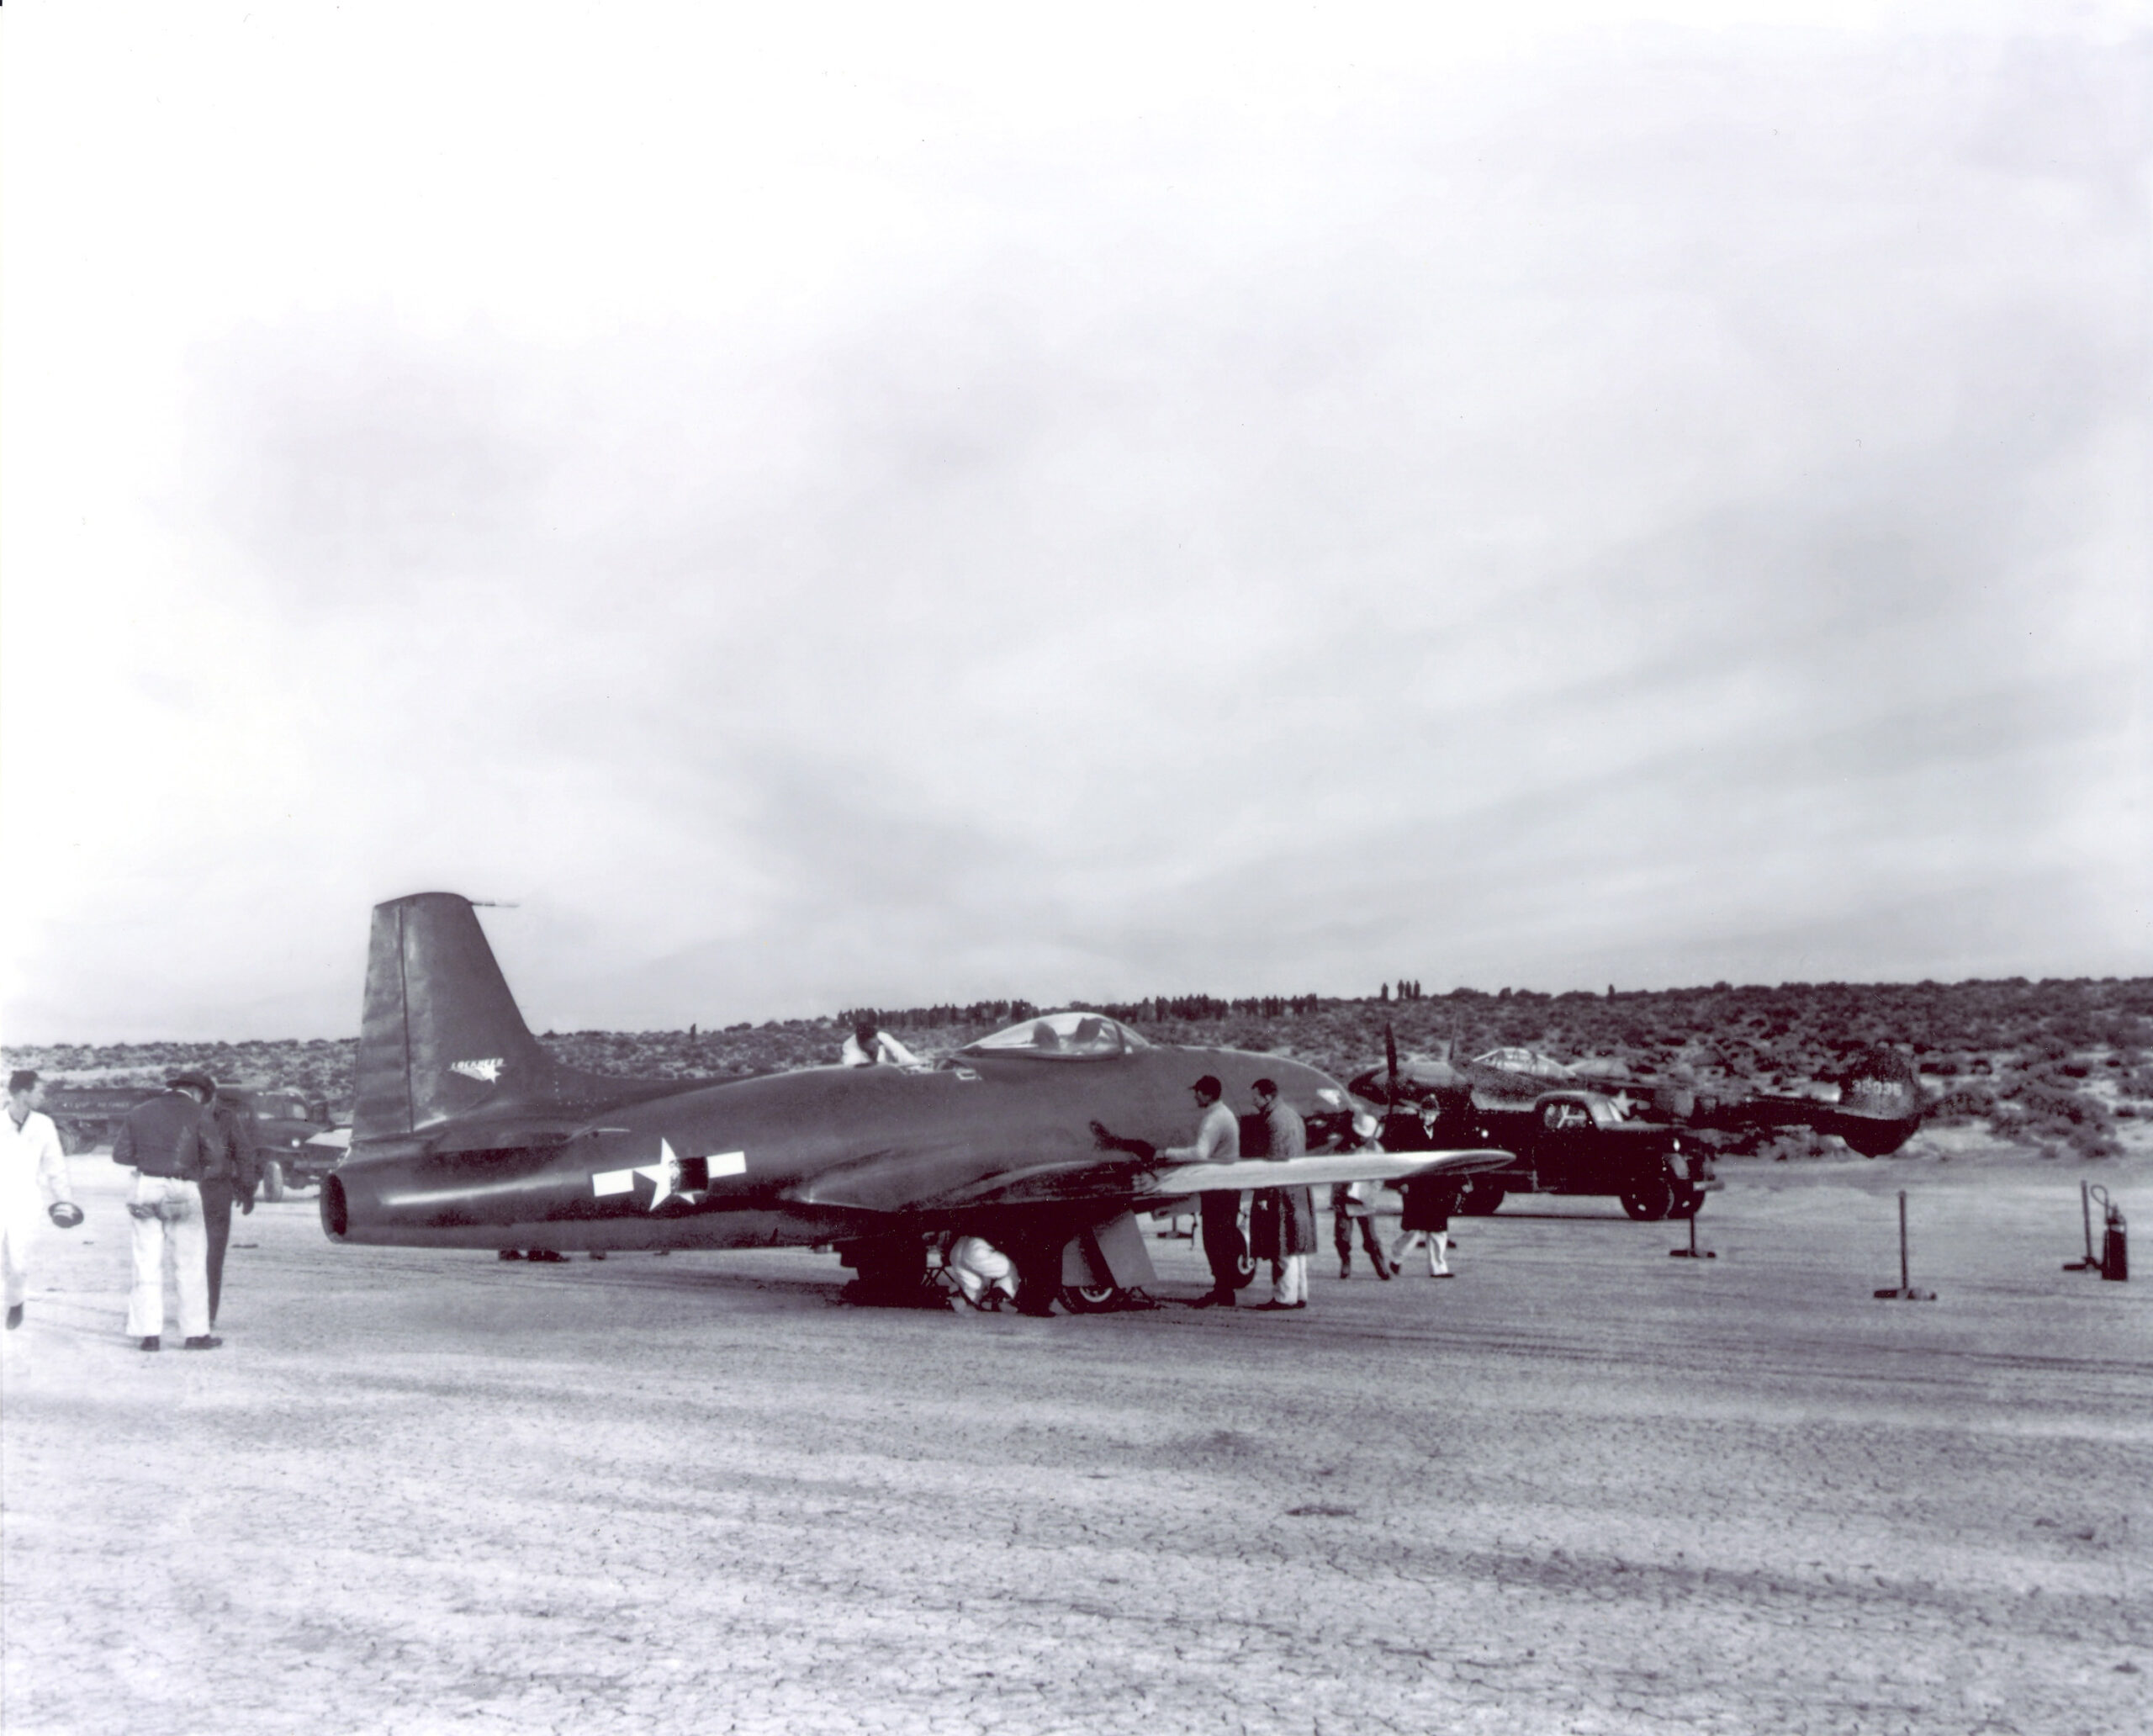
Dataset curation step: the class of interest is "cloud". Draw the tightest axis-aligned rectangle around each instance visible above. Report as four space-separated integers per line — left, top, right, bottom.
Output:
3 7 2145 1040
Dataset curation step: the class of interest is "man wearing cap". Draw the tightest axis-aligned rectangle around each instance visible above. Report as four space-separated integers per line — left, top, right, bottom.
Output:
1160 1074 1244 1306
113 1073 218 1351
3 1071 77 1331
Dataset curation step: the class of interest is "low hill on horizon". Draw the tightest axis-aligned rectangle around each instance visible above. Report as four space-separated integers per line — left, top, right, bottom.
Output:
9 974 2149 1162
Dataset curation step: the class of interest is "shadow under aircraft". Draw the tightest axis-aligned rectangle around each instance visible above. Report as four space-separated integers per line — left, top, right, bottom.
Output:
320 893 1508 1314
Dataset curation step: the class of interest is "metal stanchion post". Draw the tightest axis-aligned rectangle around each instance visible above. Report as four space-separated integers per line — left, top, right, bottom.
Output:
2065 1178 2101 1273
1874 1188 1935 1300
1669 1211 1715 1259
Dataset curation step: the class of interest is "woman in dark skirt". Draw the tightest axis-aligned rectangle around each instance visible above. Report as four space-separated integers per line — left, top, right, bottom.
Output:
1389 1173 1458 1277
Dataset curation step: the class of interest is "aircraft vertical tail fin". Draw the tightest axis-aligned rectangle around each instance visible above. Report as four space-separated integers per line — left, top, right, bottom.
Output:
354 893 557 1141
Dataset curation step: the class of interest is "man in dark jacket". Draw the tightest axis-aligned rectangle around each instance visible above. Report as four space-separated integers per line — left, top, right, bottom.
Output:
1248 1078 1317 1310
113 1072 217 1350
200 1088 262 1328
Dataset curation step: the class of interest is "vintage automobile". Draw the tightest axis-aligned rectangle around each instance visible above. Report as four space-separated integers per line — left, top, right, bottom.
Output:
1349 1048 1717 1220
244 1090 342 1199
1351 1040 1923 1219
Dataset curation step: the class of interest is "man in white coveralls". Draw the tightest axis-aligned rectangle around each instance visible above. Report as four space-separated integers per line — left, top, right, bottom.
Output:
3 1070 78 1330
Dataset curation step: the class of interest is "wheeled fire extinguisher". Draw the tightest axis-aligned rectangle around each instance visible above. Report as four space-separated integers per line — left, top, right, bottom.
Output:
2093 1186 2128 1283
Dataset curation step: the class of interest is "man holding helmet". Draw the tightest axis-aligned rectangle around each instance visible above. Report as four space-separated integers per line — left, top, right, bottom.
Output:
3 1069 80 1330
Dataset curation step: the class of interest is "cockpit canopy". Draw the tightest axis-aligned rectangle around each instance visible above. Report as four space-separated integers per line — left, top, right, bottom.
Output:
961 1010 1151 1060
1470 1046 1579 1080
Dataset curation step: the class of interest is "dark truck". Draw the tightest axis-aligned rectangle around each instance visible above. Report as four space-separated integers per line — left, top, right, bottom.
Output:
45 1083 338 1200
1351 1048 1717 1220
1350 1041 1923 1220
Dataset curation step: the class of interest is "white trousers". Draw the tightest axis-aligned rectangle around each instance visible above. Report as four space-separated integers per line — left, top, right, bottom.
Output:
1270 1253 1308 1305
126 1175 209 1340
1390 1230 1450 1275
947 1236 1018 1307
1 1194 37 1310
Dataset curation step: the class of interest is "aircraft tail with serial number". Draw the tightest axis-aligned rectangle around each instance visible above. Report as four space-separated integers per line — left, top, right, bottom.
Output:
352 892 684 1145
353 893 563 1141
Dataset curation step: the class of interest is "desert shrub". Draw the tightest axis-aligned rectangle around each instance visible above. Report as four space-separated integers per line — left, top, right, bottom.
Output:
1926 1085 1995 1123
1999 1073 2114 1135
2009 1082 2093 1125
1753 1128 1843 1162
2066 1122 2123 1159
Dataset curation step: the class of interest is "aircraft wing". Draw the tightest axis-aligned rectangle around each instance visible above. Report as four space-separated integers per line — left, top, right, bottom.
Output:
802 1147 1513 1216
1137 1148 1512 1199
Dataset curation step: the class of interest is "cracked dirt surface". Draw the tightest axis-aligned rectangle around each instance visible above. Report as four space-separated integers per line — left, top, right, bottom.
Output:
4 1155 2147 1734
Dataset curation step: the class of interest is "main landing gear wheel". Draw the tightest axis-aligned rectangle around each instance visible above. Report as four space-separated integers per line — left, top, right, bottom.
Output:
1061 1282 1126 1314
838 1237 935 1305
1620 1177 1678 1221
1231 1238 1258 1290
1457 1179 1506 1216
1003 1241 1066 1315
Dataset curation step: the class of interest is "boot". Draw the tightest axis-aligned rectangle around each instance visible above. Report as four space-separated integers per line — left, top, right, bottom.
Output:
1340 1257 1352 1280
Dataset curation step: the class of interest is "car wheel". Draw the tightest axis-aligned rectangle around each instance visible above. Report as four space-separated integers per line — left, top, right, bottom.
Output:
1669 1188 1705 1219
260 1160 286 1204
1457 1179 1506 1215
1061 1283 1125 1313
1619 1176 1674 1220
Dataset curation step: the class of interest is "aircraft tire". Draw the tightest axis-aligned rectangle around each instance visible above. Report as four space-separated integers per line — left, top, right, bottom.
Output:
839 1236 932 1305
1003 1241 1065 1315
1457 1180 1506 1216
1061 1282 1124 1314
260 1161 286 1204
1231 1236 1258 1289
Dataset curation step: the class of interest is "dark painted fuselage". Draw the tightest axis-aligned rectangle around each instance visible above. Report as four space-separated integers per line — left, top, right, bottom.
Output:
323 1047 1348 1254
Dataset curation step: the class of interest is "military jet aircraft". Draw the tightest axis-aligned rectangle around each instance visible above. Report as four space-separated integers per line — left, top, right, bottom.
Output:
320 893 1509 1313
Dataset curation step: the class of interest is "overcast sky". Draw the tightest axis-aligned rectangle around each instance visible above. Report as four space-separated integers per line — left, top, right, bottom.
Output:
3 1 2146 1042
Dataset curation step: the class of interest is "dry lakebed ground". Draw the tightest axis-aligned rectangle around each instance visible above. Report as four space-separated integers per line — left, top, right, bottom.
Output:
4 1148 2147 1736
